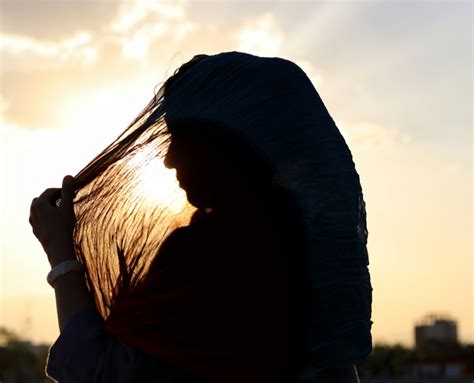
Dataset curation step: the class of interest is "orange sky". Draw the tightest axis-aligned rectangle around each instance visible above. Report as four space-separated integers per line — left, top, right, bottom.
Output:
0 0 472 347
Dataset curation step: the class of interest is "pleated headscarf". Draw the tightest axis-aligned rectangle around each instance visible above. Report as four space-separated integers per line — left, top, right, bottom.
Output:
70 51 373 382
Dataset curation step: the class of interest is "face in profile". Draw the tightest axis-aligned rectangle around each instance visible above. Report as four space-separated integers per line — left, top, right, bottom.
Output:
163 127 270 212
164 129 225 209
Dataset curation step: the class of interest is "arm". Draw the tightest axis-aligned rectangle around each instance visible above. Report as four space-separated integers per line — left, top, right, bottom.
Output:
51 255 96 332
45 306 179 382
30 176 180 382
30 175 95 331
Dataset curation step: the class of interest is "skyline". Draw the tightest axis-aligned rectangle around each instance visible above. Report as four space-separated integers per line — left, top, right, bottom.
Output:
0 0 472 346
1 298 470 350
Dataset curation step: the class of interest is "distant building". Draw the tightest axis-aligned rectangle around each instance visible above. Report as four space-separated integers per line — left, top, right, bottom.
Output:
415 313 458 353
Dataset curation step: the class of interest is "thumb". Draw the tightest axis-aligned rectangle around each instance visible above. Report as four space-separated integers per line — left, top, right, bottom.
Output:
61 175 75 209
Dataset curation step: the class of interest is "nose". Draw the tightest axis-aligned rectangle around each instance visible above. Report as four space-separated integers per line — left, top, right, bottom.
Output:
164 150 174 169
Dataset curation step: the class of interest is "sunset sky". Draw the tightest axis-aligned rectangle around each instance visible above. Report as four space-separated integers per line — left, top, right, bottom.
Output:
0 0 472 347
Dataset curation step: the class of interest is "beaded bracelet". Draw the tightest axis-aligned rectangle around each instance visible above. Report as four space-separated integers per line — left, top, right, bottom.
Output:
47 259 85 287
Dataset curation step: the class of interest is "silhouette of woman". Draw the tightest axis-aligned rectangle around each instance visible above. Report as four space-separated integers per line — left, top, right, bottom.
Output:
29 51 372 382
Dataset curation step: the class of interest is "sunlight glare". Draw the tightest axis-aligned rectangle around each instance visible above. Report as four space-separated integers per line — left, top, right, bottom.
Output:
131 149 187 214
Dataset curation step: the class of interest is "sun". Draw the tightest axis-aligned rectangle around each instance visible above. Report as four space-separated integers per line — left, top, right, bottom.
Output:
130 148 187 214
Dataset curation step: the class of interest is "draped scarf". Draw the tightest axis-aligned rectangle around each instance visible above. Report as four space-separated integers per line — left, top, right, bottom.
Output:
69 51 373 382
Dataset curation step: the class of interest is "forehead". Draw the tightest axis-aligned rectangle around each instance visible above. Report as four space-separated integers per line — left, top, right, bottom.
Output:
168 129 213 148
167 122 230 150
165 117 262 160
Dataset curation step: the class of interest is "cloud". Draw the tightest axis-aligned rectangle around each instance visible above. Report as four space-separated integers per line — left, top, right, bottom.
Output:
110 0 187 32
0 1 119 41
0 0 196 71
0 32 98 68
106 0 197 60
234 12 285 57
233 12 323 89
337 120 412 148
287 57 324 89
120 23 170 59
171 21 199 43
117 20 199 60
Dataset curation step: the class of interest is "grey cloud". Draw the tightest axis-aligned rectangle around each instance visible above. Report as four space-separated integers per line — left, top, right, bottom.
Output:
0 1 119 40
298 2 472 146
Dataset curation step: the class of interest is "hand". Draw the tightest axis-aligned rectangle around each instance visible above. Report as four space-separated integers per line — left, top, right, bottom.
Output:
29 175 77 266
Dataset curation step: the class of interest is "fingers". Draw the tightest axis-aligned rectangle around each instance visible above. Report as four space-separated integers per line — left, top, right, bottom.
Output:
29 175 78 250
62 175 74 192
37 188 61 204
29 175 75 223
30 189 60 224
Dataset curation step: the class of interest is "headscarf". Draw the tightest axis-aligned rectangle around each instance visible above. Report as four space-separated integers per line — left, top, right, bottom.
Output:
70 51 373 382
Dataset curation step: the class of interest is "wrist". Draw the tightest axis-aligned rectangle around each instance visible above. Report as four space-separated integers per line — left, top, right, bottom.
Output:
47 244 76 267
47 259 85 287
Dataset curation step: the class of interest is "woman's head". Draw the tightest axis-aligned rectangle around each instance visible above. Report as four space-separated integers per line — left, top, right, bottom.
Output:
163 118 273 212
160 54 274 211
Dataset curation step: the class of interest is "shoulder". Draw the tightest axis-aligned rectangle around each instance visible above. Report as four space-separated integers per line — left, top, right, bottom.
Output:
150 210 215 270
190 208 211 224
163 210 213 247
149 227 191 271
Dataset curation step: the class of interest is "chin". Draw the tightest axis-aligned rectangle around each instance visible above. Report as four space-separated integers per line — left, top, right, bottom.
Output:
185 191 211 209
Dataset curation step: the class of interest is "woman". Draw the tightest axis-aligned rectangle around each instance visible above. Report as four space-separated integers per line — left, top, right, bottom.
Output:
29 51 373 382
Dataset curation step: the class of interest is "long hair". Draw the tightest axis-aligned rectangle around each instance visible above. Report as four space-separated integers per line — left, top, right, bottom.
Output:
71 54 210 317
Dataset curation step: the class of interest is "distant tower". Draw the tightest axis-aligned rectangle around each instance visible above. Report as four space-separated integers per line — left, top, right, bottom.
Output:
415 313 458 355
